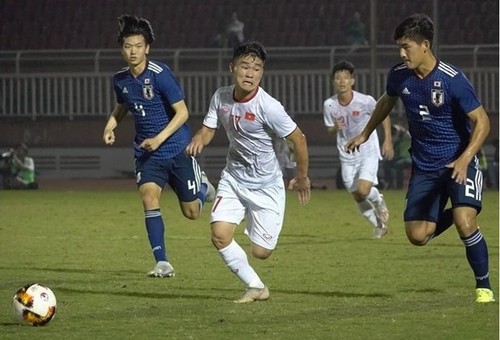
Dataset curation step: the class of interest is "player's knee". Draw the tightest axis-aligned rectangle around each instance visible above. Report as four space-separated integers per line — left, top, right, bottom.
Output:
453 214 478 237
181 208 199 220
211 233 231 249
405 221 436 246
252 250 271 260
406 230 431 246
141 195 159 210
139 184 162 209
211 226 233 250
408 237 429 246
211 222 237 250
179 201 201 220
251 245 272 259
352 189 368 201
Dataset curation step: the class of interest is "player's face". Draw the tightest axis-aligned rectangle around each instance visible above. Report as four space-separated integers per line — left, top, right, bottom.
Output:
231 55 264 99
332 70 354 95
121 34 150 68
396 37 427 69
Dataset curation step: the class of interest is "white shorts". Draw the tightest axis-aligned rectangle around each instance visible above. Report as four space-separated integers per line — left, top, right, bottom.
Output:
341 157 379 192
210 173 285 250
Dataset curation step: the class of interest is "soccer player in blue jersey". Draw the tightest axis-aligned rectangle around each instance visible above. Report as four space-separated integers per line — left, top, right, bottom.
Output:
345 13 494 303
103 15 215 278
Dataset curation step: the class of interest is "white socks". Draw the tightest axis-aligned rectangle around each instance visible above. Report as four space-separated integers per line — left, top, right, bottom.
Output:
356 186 383 228
218 239 265 289
357 199 378 228
366 186 381 205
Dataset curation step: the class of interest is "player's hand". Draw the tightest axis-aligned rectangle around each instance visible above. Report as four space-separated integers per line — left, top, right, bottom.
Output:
288 176 311 205
344 134 367 154
334 118 346 130
186 137 205 156
382 140 394 161
446 158 469 185
103 129 115 145
139 137 161 152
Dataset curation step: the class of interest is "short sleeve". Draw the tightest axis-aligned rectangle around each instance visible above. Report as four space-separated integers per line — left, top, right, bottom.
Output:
156 68 184 105
323 99 335 127
450 72 481 115
262 100 297 138
203 90 220 129
386 68 399 97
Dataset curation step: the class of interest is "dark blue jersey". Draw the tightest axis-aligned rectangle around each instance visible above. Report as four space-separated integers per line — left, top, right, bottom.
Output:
386 61 481 171
113 60 191 160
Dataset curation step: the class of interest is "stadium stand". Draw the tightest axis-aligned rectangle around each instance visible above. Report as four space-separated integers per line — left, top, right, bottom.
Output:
0 0 497 181
0 0 497 50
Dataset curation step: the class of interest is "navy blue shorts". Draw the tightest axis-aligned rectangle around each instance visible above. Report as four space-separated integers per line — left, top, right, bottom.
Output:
135 152 202 202
404 165 483 222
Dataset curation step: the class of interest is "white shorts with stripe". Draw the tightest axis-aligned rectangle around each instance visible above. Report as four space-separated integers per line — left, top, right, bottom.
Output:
341 156 380 192
210 172 286 250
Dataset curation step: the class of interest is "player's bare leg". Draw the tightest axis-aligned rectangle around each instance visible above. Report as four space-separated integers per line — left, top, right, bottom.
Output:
212 222 269 303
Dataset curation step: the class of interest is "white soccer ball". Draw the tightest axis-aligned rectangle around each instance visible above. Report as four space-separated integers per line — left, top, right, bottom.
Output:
11 283 57 326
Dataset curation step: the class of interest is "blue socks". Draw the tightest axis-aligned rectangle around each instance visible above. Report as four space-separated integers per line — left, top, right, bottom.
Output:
430 209 491 289
461 229 491 289
199 183 208 202
145 209 167 262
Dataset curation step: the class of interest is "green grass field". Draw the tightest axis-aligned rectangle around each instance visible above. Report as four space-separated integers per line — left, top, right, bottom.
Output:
0 188 498 339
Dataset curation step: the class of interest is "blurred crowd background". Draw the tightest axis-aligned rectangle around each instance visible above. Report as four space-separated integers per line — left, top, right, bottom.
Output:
0 0 498 187
1 0 498 50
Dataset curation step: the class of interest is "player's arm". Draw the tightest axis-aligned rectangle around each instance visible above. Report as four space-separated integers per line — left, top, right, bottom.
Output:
285 127 311 205
103 103 128 145
186 125 217 157
322 102 339 136
326 125 340 135
139 100 190 152
345 92 398 153
12 154 26 169
381 115 394 160
448 105 490 184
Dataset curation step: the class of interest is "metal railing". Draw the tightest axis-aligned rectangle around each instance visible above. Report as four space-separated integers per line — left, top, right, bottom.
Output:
0 68 498 120
0 46 498 119
1 45 498 74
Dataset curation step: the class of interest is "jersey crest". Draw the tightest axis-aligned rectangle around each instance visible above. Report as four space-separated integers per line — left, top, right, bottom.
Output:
143 85 154 100
431 89 444 107
244 112 256 121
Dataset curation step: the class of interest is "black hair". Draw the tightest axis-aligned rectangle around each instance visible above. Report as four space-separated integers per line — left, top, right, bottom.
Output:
332 60 355 77
117 14 155 45
232 41 267 63
393 13 434 47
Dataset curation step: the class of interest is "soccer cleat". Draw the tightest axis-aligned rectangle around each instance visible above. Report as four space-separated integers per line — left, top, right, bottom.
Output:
234 286 270 303
374 194 389 224
475 288 495 303
372 224 388 239
147 261 175 278
201 171 216 202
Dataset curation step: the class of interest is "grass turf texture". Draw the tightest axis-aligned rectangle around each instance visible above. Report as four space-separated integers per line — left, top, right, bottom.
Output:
0 189 498 339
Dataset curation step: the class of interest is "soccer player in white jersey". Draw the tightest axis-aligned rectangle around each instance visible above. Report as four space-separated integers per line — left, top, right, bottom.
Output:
346 14 494 303
323 60 393 239
103 15 215 279
186 41 311 303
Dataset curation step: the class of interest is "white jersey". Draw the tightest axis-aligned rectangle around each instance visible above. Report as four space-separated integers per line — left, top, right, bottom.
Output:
204 85 297 189
323 90 381 163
